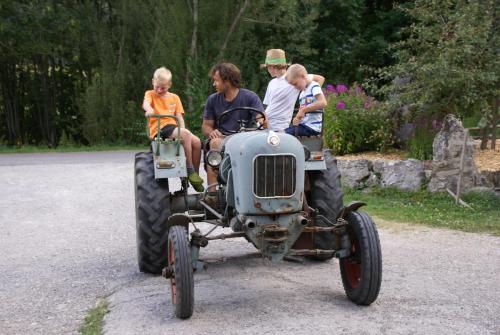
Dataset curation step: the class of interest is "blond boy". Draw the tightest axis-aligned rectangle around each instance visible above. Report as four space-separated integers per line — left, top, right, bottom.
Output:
284 64 327 136
142 67 204 191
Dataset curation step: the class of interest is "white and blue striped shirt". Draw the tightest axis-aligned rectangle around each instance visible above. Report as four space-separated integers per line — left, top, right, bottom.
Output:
299 81 323 133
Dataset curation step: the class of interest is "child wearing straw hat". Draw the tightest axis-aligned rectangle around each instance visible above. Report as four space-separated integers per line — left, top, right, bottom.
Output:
261 49 324 131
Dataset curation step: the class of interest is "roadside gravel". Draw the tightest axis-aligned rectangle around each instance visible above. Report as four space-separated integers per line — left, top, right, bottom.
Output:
0 151 498 335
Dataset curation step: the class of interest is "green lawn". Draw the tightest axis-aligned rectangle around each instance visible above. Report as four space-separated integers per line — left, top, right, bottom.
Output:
344 187 500 235
0 144 147 154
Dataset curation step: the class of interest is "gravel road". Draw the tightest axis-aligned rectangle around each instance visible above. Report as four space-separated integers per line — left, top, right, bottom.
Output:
0 151 499 335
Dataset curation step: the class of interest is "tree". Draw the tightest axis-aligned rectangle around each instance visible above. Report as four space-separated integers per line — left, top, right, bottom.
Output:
373 0 499 145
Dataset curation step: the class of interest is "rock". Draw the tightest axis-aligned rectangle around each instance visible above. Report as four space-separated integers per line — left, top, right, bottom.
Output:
479 170 499 188
372 160 385 175
365 173 380 188
380 159 425 191
428 115 481 193
337 159 371 188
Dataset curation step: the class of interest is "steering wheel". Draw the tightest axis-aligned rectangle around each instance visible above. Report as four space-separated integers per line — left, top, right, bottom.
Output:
217 107 266 135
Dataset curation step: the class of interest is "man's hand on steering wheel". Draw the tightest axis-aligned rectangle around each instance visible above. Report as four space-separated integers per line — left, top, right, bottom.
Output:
218 107 267 135
209 129 224 139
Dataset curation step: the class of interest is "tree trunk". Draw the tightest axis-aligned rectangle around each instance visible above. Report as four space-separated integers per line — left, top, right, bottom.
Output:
217 0 250 60
185 0 198 117
35 55 57 147
0 62 21 146
491 97 499 149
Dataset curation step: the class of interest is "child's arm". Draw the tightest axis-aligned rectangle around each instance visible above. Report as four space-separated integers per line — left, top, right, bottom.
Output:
142 100 155 117
292 93 327 126
312 74 325 86
307 74 325 87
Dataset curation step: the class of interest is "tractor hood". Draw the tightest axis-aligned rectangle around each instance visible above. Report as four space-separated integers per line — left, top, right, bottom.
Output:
222 130 305 215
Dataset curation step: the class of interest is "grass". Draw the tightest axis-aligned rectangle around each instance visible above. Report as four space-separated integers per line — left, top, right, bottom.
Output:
0 144 147 154
344 187 500 235
79 299 109 335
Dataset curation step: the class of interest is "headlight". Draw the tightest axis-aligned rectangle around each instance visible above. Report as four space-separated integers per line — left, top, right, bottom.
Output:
206 150 222 167
267 130 280 146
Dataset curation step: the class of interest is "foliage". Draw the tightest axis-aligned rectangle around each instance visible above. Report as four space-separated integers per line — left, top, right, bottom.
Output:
309 0 410 83
344 187 500 235
406 126 434 160
79 299 108 335
0 0 410 146
323 84 393 154
370 0 499 123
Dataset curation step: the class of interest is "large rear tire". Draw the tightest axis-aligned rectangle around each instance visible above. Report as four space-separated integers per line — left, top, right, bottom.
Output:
168 225 194 319
307 150 343 260
135 152 171 274
340 211 382 305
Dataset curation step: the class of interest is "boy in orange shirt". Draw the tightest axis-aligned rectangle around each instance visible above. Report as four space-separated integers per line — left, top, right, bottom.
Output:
142 67 204 192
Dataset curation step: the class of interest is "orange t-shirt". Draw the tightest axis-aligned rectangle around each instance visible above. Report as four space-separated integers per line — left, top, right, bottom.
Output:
143 90 185 138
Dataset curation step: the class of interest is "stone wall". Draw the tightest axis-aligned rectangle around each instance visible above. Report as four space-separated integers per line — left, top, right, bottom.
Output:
336 115 495 192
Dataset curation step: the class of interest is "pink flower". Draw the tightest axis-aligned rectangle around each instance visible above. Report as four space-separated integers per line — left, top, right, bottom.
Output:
336 84 348 93
326 84 336 93
363 100 371 109
336 101 346 109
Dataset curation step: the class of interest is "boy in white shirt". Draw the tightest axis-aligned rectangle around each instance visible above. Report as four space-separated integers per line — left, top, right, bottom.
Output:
261 49 324 131
284 63 327 136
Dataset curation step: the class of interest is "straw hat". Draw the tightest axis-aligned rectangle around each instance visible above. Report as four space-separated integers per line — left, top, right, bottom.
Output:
260 49 289 68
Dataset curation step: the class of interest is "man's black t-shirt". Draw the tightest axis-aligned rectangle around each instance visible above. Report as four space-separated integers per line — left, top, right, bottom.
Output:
203 88 264 132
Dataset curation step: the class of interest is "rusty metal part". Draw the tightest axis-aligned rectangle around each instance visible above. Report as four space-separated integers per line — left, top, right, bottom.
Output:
253 200 298 215
263 236 288 242
205 232 246 241
199 200 223 220
289 249 335 256
157 159 176 169
190 230 209 248
263 226 288 233
162 266 173 279
261 224 289 243
339 201 366 219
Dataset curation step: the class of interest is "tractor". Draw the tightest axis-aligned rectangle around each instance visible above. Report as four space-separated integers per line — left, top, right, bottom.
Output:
134 108 382 319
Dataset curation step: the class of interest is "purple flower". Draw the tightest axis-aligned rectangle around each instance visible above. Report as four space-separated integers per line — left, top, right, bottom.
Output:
326 84 336 93
354 85 363 94
432 119 442 131
363 100 371 109
336 84 348 93
336 101 346 110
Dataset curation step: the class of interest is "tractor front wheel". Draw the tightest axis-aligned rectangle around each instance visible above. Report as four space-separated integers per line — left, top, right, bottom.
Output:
339 211 382 306
167 225 194 319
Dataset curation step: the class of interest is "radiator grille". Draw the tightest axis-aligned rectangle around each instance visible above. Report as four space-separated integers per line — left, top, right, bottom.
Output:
253 155 296 197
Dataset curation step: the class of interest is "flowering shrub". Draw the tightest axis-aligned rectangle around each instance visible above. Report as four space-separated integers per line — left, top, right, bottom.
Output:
323 83 394 154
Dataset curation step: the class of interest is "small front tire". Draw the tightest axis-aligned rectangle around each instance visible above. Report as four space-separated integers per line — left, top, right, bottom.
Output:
339 211 382 305
168 225 194 319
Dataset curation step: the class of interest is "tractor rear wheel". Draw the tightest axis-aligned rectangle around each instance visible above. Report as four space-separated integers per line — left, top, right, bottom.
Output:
306 150 343 260
135 152 171 274
168 225 194 319
340 211 382 305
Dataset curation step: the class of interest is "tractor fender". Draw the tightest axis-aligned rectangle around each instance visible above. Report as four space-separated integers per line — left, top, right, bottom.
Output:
166 213 190 231
338 201 366 220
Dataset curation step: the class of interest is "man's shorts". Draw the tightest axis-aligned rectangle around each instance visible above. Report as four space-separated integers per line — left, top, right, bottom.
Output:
159 125 177 139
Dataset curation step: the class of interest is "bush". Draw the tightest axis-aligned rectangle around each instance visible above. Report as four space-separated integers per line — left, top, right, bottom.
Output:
406 127 434 160
323 84 394 155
